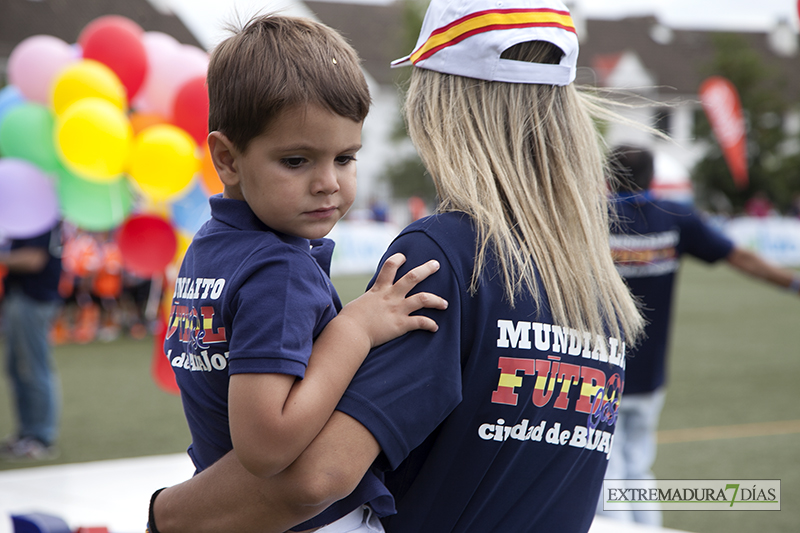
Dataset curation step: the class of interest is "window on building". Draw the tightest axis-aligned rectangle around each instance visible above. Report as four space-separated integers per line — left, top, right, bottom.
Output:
654 108 672 137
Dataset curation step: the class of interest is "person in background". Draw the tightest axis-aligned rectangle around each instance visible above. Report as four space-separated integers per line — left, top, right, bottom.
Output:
0 221 64 460
597 145 800 526
788 193 800 218
744 190 775 218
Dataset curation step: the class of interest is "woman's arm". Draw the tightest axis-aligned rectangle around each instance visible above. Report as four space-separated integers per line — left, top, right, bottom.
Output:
229 253 446 479
153 412 380 533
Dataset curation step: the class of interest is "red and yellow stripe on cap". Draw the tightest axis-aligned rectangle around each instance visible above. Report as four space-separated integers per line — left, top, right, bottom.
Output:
410 8 576 64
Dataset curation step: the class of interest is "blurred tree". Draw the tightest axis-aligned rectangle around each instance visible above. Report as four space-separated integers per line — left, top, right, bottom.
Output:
692 33 800 213
383 152 436 199
381 0 438 205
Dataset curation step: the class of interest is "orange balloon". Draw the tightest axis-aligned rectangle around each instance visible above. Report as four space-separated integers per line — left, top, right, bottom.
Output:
199 141 223 195
129 111 166 135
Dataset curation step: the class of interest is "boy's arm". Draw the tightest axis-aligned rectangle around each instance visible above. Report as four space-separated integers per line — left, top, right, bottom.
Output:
229 254 446 479
0 246 49 273
153 412 379 533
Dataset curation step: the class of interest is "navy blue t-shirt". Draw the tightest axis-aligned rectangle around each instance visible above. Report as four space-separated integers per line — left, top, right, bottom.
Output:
338 212 626 533
164 196 393 530
3 223 62 302
609 194 733 394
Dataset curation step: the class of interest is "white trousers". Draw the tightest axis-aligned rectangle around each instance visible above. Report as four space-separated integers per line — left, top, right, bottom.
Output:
315 506 385 533
596 388 666 526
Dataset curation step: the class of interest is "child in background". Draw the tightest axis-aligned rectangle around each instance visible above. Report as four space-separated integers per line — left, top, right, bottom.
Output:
154 14 446 533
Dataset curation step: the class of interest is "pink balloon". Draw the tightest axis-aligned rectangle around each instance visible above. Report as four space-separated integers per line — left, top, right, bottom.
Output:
133 33 208 116
165 45 209 110
0 158 60 238
133 32 180 115
177 45 210 78
8 35 76 104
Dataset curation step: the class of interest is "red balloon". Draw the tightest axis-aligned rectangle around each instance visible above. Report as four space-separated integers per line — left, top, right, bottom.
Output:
78 15 143 46
80 16 147 100
171 75 209 145
116 214 177 276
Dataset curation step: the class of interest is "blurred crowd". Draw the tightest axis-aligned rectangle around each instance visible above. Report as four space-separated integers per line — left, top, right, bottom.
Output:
0 223 159 345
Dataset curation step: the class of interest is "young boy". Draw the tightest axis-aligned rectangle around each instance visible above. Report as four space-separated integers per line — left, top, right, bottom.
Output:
158 14 446 532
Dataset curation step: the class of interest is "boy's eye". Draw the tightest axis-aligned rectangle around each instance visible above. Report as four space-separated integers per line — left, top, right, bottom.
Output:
281 157 306 168
335 155 357 165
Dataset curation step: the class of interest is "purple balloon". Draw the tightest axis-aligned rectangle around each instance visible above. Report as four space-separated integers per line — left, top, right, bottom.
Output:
0 158 60 238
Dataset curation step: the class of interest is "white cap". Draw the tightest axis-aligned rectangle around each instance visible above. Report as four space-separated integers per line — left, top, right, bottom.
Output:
392 0 579 86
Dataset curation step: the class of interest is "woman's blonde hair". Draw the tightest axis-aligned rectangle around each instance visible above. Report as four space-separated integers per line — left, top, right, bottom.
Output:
404 41 644 344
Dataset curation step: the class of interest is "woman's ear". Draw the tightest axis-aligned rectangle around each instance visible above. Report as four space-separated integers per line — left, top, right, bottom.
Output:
207 131 239 188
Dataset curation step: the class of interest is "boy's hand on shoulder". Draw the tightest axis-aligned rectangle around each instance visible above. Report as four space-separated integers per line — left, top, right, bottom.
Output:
338 253 448 349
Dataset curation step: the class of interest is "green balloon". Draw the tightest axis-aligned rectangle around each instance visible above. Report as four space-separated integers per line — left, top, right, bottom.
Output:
57 166 134 231
0 102 61 173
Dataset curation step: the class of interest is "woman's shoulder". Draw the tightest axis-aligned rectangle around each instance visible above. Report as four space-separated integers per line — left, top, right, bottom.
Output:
401 211 475 238
394 211 477 280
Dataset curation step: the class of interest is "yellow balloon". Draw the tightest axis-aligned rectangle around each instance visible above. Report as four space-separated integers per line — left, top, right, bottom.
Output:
173 229 193 265
51 59 127 115
55 97 133 182
129 124 199 202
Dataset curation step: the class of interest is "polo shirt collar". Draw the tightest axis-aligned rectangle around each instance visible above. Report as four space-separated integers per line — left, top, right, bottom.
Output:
208 194 309 248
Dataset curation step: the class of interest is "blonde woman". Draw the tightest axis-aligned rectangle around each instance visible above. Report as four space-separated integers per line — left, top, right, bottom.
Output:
151 1 643 532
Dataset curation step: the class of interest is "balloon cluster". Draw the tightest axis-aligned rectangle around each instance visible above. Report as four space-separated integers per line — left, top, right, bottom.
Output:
0 15 221 276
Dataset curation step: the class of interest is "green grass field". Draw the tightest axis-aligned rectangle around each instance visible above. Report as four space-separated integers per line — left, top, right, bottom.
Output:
652 258 800 533
1 261 798 532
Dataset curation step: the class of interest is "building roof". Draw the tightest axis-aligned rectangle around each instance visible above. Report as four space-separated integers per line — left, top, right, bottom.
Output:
577 16 800 100
0 0 202 61
304 0 406 86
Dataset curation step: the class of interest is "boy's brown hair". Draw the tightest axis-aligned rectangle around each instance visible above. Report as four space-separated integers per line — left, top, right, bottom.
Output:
207 14 371 152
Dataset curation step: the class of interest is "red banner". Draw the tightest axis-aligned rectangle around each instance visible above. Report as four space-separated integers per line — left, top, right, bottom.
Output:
699 76 749 189
152 313 180 395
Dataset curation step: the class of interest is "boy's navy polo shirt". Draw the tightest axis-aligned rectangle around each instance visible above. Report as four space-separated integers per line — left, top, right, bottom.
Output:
165 196 393 529
337 212 626 533
609 193 734 394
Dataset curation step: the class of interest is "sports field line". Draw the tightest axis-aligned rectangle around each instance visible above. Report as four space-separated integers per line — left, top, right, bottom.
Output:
657 419 800 444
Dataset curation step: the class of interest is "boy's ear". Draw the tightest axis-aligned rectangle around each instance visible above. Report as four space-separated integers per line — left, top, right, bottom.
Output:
207 131 239 187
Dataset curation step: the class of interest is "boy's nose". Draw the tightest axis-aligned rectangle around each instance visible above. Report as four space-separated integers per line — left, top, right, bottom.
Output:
312 165 340 195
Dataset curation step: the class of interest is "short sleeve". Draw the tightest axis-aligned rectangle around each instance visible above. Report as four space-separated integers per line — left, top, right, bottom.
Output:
226 247 335 378
337 229 464 470
678 208 734 263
